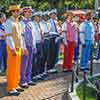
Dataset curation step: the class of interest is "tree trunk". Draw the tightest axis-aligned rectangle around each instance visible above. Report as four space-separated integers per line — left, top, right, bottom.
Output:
48 0 65 9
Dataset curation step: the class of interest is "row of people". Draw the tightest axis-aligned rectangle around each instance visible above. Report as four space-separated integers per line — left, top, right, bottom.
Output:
0 3 63 96
0 3 100 96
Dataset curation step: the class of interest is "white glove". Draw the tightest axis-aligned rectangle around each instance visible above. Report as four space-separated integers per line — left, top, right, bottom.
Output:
55 37 59 43
33 45 37 54
80 33 85 45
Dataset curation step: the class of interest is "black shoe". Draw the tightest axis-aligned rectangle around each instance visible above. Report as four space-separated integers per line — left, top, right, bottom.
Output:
8 91 20 96
42 74 49 79
32 78 38 82
80 68 89 71
43 72 50 77
16 88 24 92
49 70 58 74
63 69 68 72
37 76 45 81
28 81 36 86
63 69 72 73
20 85 29 89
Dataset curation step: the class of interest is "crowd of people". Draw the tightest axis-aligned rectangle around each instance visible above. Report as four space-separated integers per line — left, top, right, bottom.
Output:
0 3 100 96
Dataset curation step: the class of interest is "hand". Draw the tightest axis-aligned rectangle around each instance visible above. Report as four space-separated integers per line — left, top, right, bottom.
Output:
91 43 94 47
22 49 28 56
64 42 68 47
33 47 37 54
55 37 59 43
12 49 16 56
21 49 24 55
82 44 86 48
73 42 77 48
24 49 28 56
94 33 98 42
1 34 6 39
41 39 44 43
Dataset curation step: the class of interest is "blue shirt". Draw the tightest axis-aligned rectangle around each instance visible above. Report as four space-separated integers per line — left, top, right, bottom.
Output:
80 20 94 41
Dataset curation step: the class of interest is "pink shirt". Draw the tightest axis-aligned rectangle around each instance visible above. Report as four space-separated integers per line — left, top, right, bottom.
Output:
66 20 76 42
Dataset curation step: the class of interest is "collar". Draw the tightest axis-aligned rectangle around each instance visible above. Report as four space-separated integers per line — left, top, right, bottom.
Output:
22 17 31 21
10 16 19 22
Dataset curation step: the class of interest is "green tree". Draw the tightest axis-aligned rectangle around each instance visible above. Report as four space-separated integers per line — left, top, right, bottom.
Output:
0 0 95 11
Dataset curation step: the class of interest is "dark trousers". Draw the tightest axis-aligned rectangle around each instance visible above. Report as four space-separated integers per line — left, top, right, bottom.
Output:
74 38 80 62
32 42 43 77
41 39 50 72
47 37 56 70
54 38 61 64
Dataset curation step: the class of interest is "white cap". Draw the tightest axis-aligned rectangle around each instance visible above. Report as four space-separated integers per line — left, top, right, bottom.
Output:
42 11 49 16
32 11 42 17
48 9 57 15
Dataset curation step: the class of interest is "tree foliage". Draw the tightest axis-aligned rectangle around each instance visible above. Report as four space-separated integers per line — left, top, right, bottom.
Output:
0 0 95 11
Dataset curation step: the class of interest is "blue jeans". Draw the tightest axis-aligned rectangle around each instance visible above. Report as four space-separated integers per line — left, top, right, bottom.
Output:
80 40 92 69
0 40 7 71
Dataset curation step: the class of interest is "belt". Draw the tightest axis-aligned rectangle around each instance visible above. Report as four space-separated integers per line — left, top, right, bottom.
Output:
44 32 49 34
0 36 5 40
5 33 12 37
36 40 41 43
16 48 20 51
0 38 5 40
21 34 24 37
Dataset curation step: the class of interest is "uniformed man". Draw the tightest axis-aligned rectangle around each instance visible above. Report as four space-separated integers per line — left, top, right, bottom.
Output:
47 9 61 73
39 11 50 77
31 11 43 80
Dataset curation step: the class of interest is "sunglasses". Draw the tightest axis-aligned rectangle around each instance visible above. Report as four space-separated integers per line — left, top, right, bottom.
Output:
12 10 20 13
24 11 32 13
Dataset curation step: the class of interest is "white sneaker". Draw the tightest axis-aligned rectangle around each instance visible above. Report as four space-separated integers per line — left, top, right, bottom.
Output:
9 88 18 93
8 88 20 96
21 83 28 86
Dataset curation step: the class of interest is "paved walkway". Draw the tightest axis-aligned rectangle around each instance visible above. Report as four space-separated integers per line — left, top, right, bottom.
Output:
0 72 72 100
0 62 100 100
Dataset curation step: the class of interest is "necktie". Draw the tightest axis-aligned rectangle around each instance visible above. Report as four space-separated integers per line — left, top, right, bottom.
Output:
53 20 58 33
38 23 43 39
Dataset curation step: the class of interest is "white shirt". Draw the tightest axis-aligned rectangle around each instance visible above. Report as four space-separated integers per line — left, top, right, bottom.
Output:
32 21 42 42
99 23 100 34
48 18 59 34
20 20 27 49
39 20 49 35
4 19 15 49
62 22 67 32
5 18 23 49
